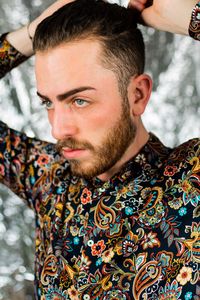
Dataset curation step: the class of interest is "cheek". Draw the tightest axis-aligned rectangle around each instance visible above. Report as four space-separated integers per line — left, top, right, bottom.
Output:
82 110 118 143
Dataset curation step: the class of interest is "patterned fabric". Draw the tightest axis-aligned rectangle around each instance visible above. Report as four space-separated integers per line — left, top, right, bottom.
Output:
189 2 200 40
0 34 27 78
0 34 200 299
0 121 199 300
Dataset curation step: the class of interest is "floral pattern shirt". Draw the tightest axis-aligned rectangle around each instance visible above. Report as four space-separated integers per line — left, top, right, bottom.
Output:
189 2 200 40
0 35 200 300
0 33 27 78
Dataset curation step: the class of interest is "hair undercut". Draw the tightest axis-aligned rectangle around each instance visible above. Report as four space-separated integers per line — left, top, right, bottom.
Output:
33 0 145 98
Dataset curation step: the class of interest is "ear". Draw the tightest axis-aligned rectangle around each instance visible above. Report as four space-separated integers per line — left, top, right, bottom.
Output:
127 74 152 116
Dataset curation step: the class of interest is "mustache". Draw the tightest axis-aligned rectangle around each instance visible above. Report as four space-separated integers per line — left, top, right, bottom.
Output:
56 138 95 153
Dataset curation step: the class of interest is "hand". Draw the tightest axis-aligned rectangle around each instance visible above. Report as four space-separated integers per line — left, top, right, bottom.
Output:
129 0 197 35
129 0 152 12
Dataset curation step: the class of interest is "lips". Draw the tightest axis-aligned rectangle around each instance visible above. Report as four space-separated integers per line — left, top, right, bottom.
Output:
62 147 86 159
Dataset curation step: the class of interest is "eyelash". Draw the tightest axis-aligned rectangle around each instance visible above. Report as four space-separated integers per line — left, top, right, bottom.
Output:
41 99 53 110
40 98 89 110
73 98 89 107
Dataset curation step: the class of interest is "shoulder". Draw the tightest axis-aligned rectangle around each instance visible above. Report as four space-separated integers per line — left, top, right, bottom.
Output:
162 138 200 214
171 137 199 157
165 138 200 170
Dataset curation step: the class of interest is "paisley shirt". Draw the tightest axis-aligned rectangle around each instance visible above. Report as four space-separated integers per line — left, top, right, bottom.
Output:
0 33 27 78
189 2 200 40
0 35 200 300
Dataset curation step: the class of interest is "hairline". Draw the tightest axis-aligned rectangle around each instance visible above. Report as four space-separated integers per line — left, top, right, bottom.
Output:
34 33 137 101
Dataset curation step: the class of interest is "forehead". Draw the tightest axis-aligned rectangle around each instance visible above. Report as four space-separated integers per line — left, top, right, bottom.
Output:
35 39 119 96
35 39 104 72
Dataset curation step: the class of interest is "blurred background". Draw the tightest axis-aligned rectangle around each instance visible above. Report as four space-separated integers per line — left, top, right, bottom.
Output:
0 0 199 299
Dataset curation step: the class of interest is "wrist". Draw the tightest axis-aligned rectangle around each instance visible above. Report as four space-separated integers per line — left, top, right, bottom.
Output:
27 19 39 41
6 25 34 57
27 23 33 41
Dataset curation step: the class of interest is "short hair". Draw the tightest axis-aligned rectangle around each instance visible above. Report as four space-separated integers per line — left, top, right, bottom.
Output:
33 0 145 97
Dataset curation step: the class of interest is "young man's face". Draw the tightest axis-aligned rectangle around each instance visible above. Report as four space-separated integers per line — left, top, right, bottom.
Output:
35 39 137 180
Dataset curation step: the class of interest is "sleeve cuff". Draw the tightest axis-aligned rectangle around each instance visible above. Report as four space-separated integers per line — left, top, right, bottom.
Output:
0 33 28 79
188 2 200 41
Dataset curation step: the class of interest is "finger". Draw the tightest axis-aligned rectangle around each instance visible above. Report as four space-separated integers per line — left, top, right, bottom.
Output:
129 0 145 12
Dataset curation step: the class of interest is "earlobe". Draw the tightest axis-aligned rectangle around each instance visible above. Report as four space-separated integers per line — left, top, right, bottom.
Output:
128 74 152 116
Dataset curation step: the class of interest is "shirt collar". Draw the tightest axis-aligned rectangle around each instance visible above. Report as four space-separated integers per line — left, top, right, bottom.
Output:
87 133 171 188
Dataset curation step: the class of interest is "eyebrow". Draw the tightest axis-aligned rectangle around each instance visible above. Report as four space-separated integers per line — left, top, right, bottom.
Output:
37 86 96 102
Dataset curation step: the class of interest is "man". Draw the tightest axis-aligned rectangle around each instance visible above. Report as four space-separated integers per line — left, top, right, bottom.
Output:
0 0 199 299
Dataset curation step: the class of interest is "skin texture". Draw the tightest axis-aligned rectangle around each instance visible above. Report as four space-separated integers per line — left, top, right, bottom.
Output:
35 39 152 181
129 0 197 35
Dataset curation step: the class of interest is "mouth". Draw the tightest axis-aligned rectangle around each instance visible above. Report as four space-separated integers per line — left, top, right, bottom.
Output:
62 147 87 159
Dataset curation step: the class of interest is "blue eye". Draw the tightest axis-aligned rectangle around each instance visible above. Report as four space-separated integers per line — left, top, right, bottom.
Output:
74 99 88 107
41 100 53 110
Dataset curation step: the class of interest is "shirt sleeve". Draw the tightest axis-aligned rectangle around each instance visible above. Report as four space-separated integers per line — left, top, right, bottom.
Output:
0 33 28 79
188 2 200 41
0 121 61 209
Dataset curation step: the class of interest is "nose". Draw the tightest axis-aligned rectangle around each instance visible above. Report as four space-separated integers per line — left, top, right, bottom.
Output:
50 105 78 140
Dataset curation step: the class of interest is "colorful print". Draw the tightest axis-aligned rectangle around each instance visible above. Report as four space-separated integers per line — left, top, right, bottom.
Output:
0 34 27 78
189 2 200 40
0 34 200 299
0 120 199 300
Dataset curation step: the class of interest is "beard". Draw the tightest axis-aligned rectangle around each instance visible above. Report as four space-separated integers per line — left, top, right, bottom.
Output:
56 102 136 179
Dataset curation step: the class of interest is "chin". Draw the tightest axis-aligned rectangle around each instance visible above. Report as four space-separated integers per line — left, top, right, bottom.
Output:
70 161 108 179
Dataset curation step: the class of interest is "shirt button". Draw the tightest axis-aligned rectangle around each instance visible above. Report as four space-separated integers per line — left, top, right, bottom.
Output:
83 295 90 300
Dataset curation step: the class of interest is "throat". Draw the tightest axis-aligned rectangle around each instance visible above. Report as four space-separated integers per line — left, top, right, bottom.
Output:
97 131 150 182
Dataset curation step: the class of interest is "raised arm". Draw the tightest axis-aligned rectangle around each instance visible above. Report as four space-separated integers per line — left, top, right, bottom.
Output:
0 0 74 79
129 0 198 36
6 0 74 57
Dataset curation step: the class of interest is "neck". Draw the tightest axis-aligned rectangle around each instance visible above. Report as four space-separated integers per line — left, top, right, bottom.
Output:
98 123 149 181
